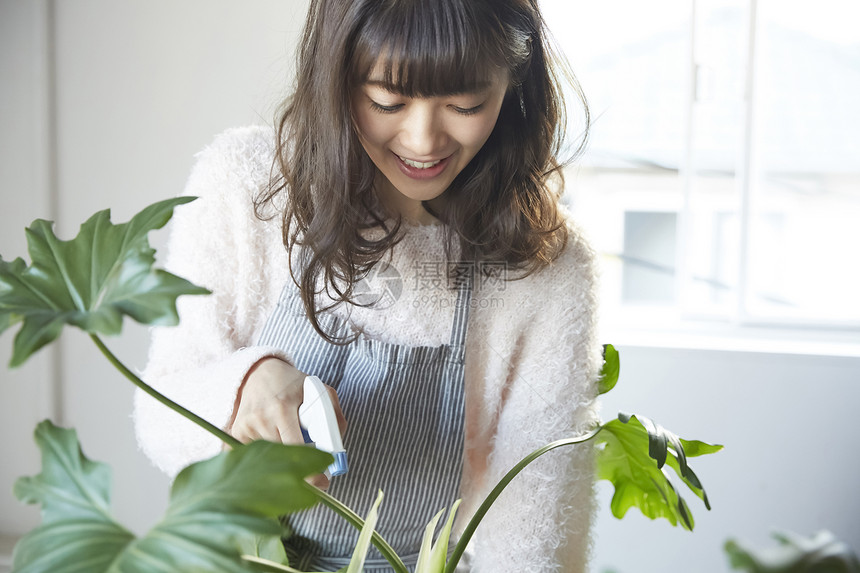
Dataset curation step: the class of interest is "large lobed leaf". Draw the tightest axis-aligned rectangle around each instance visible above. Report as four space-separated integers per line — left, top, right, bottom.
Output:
595 413 723 530
13 420 333 573
0 197 209 367
598 344 620 395
725 530 860 573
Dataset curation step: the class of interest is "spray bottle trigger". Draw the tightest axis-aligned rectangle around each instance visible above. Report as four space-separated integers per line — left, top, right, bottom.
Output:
300 426 313 444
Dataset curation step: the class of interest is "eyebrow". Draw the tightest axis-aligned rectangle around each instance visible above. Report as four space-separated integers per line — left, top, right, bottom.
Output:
364 79 493 95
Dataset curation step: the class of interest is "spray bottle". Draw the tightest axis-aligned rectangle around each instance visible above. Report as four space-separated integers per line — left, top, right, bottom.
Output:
298 375 348 478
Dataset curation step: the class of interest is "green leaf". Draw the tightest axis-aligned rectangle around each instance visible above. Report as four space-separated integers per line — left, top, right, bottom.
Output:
415 508 444 573
415 509 445 573
236 558 325 573
12 421 135 572
425 501 461 573
595 413 722 531
0 197 209 367
242 554 304 573
13 420 333 573
238 535 290 567
346 490 385 573
725 530 860 573
598 344 620 395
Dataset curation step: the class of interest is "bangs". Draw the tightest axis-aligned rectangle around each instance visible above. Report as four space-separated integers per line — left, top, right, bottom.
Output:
349 1 508 96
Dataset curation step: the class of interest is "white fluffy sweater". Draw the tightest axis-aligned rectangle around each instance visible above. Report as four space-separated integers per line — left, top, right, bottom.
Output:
133 125 602 573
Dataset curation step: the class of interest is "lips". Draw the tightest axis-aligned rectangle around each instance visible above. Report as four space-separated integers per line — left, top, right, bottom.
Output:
398 155 442 169
393 152 452 180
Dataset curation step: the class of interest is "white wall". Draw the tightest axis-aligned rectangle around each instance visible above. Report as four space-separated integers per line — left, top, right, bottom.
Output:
0 0 56 551
591 346 860 573
0 0 309 543
1 2 858 572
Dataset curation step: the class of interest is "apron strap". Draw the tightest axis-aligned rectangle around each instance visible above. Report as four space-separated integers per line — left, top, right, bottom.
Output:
448 263 474 348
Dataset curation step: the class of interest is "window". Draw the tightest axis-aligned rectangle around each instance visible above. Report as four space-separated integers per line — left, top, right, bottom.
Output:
546 0 860 343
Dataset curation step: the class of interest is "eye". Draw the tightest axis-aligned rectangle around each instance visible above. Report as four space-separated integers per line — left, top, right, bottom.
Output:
370 101 403 114
452 103 484 116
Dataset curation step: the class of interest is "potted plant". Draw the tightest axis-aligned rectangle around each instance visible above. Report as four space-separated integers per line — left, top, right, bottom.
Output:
0 198 722 572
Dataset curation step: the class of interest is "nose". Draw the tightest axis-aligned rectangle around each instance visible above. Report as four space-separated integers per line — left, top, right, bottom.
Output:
399 103 448 158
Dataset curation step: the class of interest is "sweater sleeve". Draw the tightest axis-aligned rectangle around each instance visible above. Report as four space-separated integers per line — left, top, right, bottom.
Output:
133 126 290 478
464 224 602 573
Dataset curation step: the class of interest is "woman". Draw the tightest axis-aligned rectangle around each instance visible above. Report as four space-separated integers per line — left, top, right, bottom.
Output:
134 0 601 571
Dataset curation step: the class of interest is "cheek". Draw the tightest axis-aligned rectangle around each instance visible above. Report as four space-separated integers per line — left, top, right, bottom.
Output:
457 116 501 153
459 95 506 152
354 111 390 151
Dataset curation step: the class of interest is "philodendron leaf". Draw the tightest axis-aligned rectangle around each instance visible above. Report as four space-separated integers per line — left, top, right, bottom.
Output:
595 413 722 531
0 197 209 367
725 530 860 573
237 535 290 568
598 344 620 395
13 420 333 573
12 421 135 572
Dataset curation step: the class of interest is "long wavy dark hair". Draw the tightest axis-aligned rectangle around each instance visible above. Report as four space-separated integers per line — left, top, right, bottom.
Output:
255 0 589 341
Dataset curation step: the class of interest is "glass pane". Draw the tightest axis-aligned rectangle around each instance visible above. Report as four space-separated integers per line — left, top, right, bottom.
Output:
682 173 741 316
747 1 860 324
545 0 690 168
623 212 678 304
546 0 690 319
679 0 748 319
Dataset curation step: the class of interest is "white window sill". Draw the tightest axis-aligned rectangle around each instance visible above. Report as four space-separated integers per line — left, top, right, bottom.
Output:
602 315 860 358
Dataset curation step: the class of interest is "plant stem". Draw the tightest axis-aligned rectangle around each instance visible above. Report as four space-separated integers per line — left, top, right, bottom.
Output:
89 334 241 449
311 486 409 573
444 427 604 573
241 555 303 572
90 333 407 572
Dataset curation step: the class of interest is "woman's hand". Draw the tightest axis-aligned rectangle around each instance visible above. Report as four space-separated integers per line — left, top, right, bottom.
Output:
226 356 346 489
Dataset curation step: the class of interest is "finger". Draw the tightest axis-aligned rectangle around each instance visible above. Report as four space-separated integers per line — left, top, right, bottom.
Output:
325 385 348 438
306 472 330 491
231 421 266 444
277 419 306 445
254 419 294 444
271 404 305 445
229 426 252 445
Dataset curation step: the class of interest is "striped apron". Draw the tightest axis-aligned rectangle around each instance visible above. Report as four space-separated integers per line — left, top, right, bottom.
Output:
256 275 471 572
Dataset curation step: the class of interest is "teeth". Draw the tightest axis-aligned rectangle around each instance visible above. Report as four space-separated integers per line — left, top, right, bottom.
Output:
399 155 441 169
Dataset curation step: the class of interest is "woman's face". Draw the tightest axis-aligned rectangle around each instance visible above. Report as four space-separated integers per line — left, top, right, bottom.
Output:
352 64 509 222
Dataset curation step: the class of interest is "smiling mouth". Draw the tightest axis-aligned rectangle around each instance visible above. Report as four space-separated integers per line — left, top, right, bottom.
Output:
397 155 443 169
392 151 453 180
